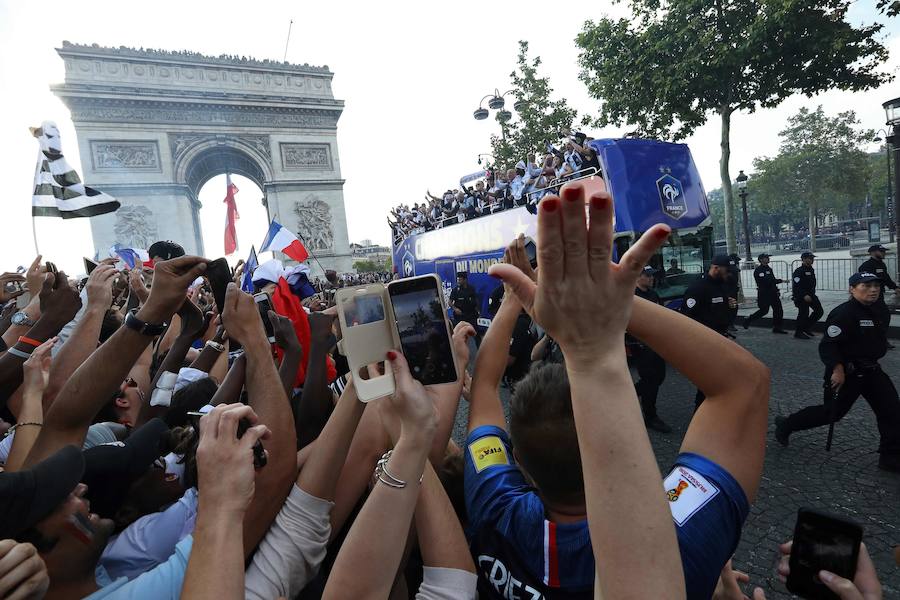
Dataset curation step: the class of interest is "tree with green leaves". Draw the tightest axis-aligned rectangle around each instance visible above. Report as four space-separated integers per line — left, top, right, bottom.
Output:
490 41 578 169
750 106 873 249
575 0 891 255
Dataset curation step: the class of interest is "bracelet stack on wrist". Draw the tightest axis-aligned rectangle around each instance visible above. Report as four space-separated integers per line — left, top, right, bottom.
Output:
373 450 423 489
7 347 32 360
5 422 42 437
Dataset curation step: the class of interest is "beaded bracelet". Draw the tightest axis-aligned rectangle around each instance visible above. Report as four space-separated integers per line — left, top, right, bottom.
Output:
7 422 42 437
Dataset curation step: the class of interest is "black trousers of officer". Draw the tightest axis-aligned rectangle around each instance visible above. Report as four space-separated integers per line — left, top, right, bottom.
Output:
794 295 824 333
785 367 900 456
633 347 666 419
747 292 784 330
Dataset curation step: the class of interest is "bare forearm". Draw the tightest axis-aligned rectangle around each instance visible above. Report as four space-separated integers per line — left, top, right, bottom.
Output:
23 321 154 467
189 345 221 375
0 316 75 410
43 306 105 409
295 341 332 448
242 339 297 556
182 509 244 600
468 298 519 433
415 463 475 572
297 382 365 500
567 357 684 600
5 393 44 471
322 432 429 600
628 297 759 397
209 354 245 406
278 348 302 397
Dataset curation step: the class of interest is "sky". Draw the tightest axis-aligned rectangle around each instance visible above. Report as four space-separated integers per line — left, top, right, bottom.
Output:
1 0 898 275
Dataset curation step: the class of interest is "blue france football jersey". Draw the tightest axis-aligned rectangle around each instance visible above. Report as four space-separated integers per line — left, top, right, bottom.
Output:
464 425 750 600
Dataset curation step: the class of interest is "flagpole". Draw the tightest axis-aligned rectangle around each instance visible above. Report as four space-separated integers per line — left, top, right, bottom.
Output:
31 216 40 255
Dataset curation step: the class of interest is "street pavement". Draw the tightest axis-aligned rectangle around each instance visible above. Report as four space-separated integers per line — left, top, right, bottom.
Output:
451 327 900 597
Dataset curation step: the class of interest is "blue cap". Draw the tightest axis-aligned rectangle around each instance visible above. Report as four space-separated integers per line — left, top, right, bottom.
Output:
849 272 880 286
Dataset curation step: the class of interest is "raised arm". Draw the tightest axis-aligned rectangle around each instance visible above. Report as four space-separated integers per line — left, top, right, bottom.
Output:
294 312 336 448
491 180 685 600
220 283 297 557
22 257 208 468
270 311 303 398
322 352 434 600
4 338 55 471
41 266 116 411
627 295 769 501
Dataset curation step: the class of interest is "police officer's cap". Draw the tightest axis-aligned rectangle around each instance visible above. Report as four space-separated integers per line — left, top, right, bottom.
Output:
711 255 732 267
641 265 657 275
757 253 771 260
456 271 468 278
849 272 880 286
800 251 816 259
868 244 887 253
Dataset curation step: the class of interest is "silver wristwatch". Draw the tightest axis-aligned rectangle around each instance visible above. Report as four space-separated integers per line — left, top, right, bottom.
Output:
11 311 35 327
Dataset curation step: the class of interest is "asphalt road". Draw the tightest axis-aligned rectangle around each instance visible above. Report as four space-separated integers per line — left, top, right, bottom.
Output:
451 327 900 598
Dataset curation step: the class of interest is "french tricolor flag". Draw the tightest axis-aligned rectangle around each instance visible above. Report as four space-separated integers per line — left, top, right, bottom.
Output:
260 219 309 263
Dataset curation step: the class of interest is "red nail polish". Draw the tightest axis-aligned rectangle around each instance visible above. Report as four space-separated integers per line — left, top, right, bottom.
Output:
542 198 559 212
562 186 579 202
590 195 607 210
655 226 672 239
386 350 397 360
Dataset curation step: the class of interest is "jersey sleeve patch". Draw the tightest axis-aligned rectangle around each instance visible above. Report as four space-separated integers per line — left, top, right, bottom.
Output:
794 276 800 283
685 298 697 308
664 465 720 527
827 325 842 337
469 436 510 473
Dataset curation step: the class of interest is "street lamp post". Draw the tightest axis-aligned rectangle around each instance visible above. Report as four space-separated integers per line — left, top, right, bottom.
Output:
473 89 523 143
736 170 753 268
884 96 900 287
874 129 893 243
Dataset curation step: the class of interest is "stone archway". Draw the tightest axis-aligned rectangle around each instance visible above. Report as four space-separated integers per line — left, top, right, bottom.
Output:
51 42 353 273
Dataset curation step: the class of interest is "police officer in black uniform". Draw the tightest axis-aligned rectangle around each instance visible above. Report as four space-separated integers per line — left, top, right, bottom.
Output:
792 251 824 339
631 266 671 432
859 244 897 336
775 272 900 472
450 271 481 346
681 255 736 407
744 253 788 333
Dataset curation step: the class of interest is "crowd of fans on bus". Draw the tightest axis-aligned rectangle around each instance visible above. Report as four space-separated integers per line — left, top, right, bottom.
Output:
388 132 602 241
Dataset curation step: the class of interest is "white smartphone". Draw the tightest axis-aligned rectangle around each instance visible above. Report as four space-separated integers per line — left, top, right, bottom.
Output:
253 292 277 343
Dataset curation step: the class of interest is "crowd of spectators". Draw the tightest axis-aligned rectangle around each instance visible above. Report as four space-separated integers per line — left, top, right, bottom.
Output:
388 131 602 241
0 177 887 600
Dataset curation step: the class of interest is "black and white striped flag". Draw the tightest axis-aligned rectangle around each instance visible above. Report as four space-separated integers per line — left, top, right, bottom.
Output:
31 121 120 218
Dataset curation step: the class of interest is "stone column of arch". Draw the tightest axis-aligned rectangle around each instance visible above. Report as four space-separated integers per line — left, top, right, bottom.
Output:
51 41 353 274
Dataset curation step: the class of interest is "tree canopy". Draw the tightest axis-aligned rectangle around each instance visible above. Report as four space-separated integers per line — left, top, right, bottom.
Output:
490 41 577 169
575 0 891 254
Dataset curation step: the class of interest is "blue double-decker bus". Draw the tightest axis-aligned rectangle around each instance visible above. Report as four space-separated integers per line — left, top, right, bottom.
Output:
392 138 714 326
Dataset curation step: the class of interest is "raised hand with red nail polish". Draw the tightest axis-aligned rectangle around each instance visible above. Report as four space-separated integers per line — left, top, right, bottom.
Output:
489 178 671 369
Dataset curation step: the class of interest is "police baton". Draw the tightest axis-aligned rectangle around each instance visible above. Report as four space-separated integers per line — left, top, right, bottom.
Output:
824 380 837 452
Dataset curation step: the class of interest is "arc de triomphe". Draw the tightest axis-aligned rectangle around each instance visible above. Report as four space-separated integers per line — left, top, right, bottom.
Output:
52 41 353 273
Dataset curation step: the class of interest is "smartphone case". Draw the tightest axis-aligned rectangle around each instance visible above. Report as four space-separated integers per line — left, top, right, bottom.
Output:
335 283 401 402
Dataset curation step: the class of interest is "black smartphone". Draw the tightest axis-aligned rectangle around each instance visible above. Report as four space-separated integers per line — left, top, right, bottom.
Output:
786 508 863 600
205 258 231 314
388 274 458 386
523 237 538 269
45 261 58 276
84 257 99 275
253 292 277 343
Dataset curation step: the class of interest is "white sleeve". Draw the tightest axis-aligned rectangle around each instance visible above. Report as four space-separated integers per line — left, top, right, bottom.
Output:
244 484 333 600
415 567 478 600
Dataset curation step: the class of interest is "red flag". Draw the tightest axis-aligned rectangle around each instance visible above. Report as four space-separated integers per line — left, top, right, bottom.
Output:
223 174 240 255
271 277 336 388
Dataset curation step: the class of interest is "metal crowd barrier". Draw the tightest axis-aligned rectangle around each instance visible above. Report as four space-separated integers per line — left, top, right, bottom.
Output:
738 258 898 294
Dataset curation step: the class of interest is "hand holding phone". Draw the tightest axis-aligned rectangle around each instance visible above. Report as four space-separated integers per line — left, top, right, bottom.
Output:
252 292 277 343
206 258 232 314
786 509 863 600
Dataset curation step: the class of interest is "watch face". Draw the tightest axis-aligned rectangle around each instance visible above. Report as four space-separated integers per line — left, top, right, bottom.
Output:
12 313 29 325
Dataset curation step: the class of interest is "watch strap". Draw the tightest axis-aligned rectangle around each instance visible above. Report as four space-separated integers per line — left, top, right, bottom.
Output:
124 310 167 336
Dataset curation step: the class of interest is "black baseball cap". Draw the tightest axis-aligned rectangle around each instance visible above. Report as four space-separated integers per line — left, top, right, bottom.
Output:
711 255 733 267
849 272 880 286
800 251 816 259
456 271 468 278
147 240 185 261
868 244 887 253
81 418 169 518
0 445 85 539
757 253 771 260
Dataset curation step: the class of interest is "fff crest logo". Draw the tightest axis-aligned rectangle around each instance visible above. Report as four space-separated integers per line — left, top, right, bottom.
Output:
402 250 415 277
656 173 687 220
